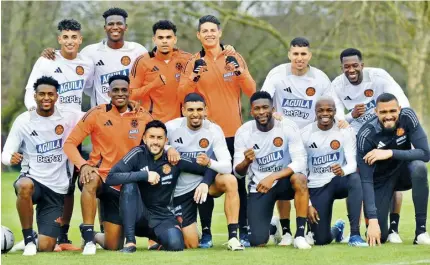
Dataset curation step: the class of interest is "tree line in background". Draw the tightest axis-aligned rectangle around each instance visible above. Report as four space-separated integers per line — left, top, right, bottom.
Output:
2 1 429 135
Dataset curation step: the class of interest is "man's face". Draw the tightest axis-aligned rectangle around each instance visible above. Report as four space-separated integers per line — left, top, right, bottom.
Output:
34 85 58 112
58 30 82 54
108 80 129 108
376 100 401 131
153 29 177 55
315 100 336 127
197 22 222 48
182 101 206 129
143 127 167 156
251 99 274 126
342 55 364 84
288 46 312 71
104 15 127 42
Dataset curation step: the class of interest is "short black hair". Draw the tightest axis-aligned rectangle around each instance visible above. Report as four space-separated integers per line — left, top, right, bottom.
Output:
145 120 167 136
153 20 177 35
198 15 221 31
33 76 60 92
57 19 81 31
340 48 363 62
376 93 398 104
103 8 128 21
108 75 130 85
290 37 310 48
184 93 205 105
250 91 273 105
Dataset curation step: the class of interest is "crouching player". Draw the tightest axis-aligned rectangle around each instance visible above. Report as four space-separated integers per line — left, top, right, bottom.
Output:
302 97 367 247
233 91 311 249
1 76 83 255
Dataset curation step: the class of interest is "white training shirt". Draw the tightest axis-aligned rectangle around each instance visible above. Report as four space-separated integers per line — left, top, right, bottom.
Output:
331 67 410 134
81 40 147 107
1 107 83 194
233 119 307 193
261 63 345 129
301 122 357 188
166 118 232 197
24 51 94 111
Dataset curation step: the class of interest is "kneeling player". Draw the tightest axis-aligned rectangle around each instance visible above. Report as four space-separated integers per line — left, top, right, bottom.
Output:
1 76 82 255
234 91 311 249
106 120 218 252
302 97 367 247
357 93 430 246
167 93 243 251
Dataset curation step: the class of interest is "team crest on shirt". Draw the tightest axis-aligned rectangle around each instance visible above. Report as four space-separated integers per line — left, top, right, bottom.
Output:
364 89 374 97
175 62 183 72
199 138 209 148
306 87 316 96
273 137 283 147
121 56 131 66
162 164 171 174
396 127 405 136
55 125 64 135
330 140 340 150
76 66 84 75
131 119 139 128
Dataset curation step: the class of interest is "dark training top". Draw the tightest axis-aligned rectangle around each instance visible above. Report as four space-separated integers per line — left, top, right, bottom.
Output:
357 108 430 219
106 145 216 228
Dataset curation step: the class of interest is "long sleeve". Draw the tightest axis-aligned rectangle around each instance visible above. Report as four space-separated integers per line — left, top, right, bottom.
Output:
24 58 47 110
260 69 277 98
105 147 149 186
323 81 345 121
1 118 23 166
129 55 166 100
341 127 357 176
284 120 307 173
357 130 377 219
391 108 430 162
178 155 217 185
209 125 232 174
177 56 198 104
235 53 256 98
233 127 248 178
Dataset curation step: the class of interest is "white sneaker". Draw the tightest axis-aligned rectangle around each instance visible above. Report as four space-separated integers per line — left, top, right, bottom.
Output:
293 236 312 249
341 234 350 244
227 237 245 251
278 232 293 246
415 232 430 245
387 231 403 243
82 242 97 255
23 242 37 256
270 216 282 245
10 239 25 252
305 231 314 246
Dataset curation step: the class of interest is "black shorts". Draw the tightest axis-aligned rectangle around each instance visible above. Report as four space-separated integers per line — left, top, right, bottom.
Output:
78 178 121 225
67 144 82 195
14 174 65 238
174 190 213 228
247 177 295 246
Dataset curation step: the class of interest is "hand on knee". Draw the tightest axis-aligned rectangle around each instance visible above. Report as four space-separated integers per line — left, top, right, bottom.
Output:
82 177 101 194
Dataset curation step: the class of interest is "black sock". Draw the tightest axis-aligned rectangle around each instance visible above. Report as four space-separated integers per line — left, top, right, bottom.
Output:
59 224 70 241
22 228 35 245
240 226 248 237
416 218 426 236
280 218 291 235
81 224 94 244
100 224 104 234
295 217 306 238
306 222 312 234
389 213 400 233
198 196 214 236
228 223 239 240
269 224 277 235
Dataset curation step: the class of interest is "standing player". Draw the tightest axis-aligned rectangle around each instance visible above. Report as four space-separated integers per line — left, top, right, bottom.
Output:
129 20 192 122
167 93 243 250
23 19 93 251
105 120 218 252
332 48 410 243
260 37 347 246
234 91 311 249
178 15 256 247
302 97 367 247
357 93 430 246
63 75 154 255
2 76 82 255
41 7 148 107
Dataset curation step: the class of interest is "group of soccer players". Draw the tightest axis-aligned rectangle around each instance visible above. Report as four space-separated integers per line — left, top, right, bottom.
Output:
2 7 429 256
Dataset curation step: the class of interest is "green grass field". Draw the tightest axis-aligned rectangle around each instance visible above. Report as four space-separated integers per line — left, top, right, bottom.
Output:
2 170 430 265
